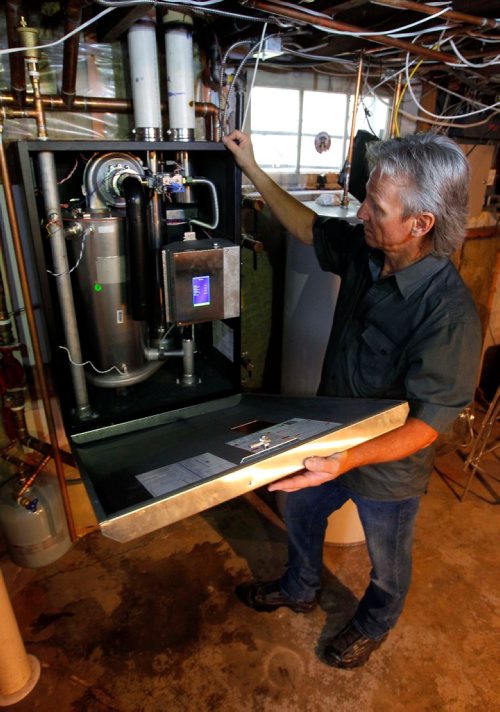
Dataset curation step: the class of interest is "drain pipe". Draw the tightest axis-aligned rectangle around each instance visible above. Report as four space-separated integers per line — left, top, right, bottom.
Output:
0 569 40 705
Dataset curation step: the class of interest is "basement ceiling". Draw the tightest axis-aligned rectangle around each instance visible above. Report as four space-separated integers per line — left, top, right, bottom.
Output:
2 1 499 134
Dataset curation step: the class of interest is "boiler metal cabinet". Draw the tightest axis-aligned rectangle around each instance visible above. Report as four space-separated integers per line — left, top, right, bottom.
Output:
10 140 408 542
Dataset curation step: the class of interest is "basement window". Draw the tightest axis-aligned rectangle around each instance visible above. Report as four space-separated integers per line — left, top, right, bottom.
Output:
250 86 389 177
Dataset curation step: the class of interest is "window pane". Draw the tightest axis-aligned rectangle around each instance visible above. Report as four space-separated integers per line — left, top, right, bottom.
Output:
349 94 389 138
252 133 298 171
300 136 344 171
302 91 347 135
250 87 299 132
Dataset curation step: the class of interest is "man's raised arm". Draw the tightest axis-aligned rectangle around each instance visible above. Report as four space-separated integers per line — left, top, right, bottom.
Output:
222 130 315 245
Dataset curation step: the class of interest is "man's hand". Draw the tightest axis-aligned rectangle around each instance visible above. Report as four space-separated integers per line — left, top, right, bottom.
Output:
267 416 439 494
268 452 346 493
222 130 257 175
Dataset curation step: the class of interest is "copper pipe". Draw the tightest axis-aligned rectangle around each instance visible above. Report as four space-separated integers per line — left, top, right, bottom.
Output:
249 1 458 63
26 58 47 139
341 54 363 208
62 1 92 107
194 101 219 141
389 73 402 137
7 397 76 467
3 108 37 122
370 0 499 30
194 101 218 117
16 455 51 503
0 123 76 540
0 93 133 112
1 95 225 125
5 1 26 104
22 436 76 468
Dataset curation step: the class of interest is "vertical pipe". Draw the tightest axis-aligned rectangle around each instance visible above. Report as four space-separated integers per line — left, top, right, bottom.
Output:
38 152 91 419
0 569 40 705
62 0 91 108
389 74 403 138
182 327 196 385
341 54 364 208
163 10 196 141
147 150 166 345
177 150 193 203
128 17 163 141
0 128 76 540
5 1 26 105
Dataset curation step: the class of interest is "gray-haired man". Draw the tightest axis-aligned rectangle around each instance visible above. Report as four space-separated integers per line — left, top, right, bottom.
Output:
223 130 481 668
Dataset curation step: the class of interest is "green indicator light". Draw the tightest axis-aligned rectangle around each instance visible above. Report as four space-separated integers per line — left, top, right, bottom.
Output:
94 283 103 292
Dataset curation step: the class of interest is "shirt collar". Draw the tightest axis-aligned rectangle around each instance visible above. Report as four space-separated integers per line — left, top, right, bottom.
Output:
368 250 449 299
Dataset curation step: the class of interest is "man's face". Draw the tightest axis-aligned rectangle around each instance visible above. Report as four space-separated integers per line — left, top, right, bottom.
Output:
357 169 415 255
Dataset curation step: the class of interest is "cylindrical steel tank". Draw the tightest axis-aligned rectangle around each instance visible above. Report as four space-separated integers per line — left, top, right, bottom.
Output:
65 216 146 378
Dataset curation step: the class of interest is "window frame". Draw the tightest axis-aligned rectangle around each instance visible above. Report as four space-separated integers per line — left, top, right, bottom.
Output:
249 85 388 179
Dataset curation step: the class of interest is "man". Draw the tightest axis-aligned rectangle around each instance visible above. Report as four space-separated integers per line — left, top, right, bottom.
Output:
222 129 481 669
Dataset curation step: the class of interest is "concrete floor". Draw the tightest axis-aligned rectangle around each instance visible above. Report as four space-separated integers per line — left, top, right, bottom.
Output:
2 432 499 711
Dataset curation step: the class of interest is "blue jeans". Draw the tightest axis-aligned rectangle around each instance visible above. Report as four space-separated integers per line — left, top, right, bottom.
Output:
280 480 420 640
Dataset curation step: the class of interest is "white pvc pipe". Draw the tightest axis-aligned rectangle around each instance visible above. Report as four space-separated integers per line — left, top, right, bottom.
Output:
164 11 195 139
0 569 40 706
128 18 162 137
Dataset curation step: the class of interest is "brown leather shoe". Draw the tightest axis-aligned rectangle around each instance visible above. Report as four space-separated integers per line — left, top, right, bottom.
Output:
235 580 317 613
323 621 388 669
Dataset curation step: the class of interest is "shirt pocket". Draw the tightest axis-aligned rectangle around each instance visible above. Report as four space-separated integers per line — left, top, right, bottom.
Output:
354 324 399 395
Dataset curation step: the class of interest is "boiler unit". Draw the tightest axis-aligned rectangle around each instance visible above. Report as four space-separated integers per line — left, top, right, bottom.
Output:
10 138 409 543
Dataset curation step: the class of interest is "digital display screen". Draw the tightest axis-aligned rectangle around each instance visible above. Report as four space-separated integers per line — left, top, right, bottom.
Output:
192 275 210 307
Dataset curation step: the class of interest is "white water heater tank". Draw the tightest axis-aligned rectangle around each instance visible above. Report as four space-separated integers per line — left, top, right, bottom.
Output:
0 474 71 568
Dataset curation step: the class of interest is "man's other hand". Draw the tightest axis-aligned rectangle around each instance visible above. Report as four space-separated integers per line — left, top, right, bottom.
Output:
222 130 257 174
268 453 346 493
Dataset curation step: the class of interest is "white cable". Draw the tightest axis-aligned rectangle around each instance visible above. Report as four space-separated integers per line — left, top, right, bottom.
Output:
447 38 500 68
0 7 115 56
405 52 500 119
222 31 281 132
58 345 128 376
309 7 451 38
281 45 357 66
366 81 499 129
46 227 93 277
391 23 455 38
426 79 494 111
241 23 268 130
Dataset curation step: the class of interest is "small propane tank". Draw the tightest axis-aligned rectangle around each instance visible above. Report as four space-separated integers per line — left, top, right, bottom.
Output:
0 474 72 568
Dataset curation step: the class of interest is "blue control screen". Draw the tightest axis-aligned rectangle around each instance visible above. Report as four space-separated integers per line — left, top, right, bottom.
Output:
192 275 210 307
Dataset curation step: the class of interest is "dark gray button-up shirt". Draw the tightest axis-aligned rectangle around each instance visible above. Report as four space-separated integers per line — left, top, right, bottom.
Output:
313 216 481 499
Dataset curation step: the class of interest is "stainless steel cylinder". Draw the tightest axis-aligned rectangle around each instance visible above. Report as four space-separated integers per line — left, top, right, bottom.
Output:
65 216 146 378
